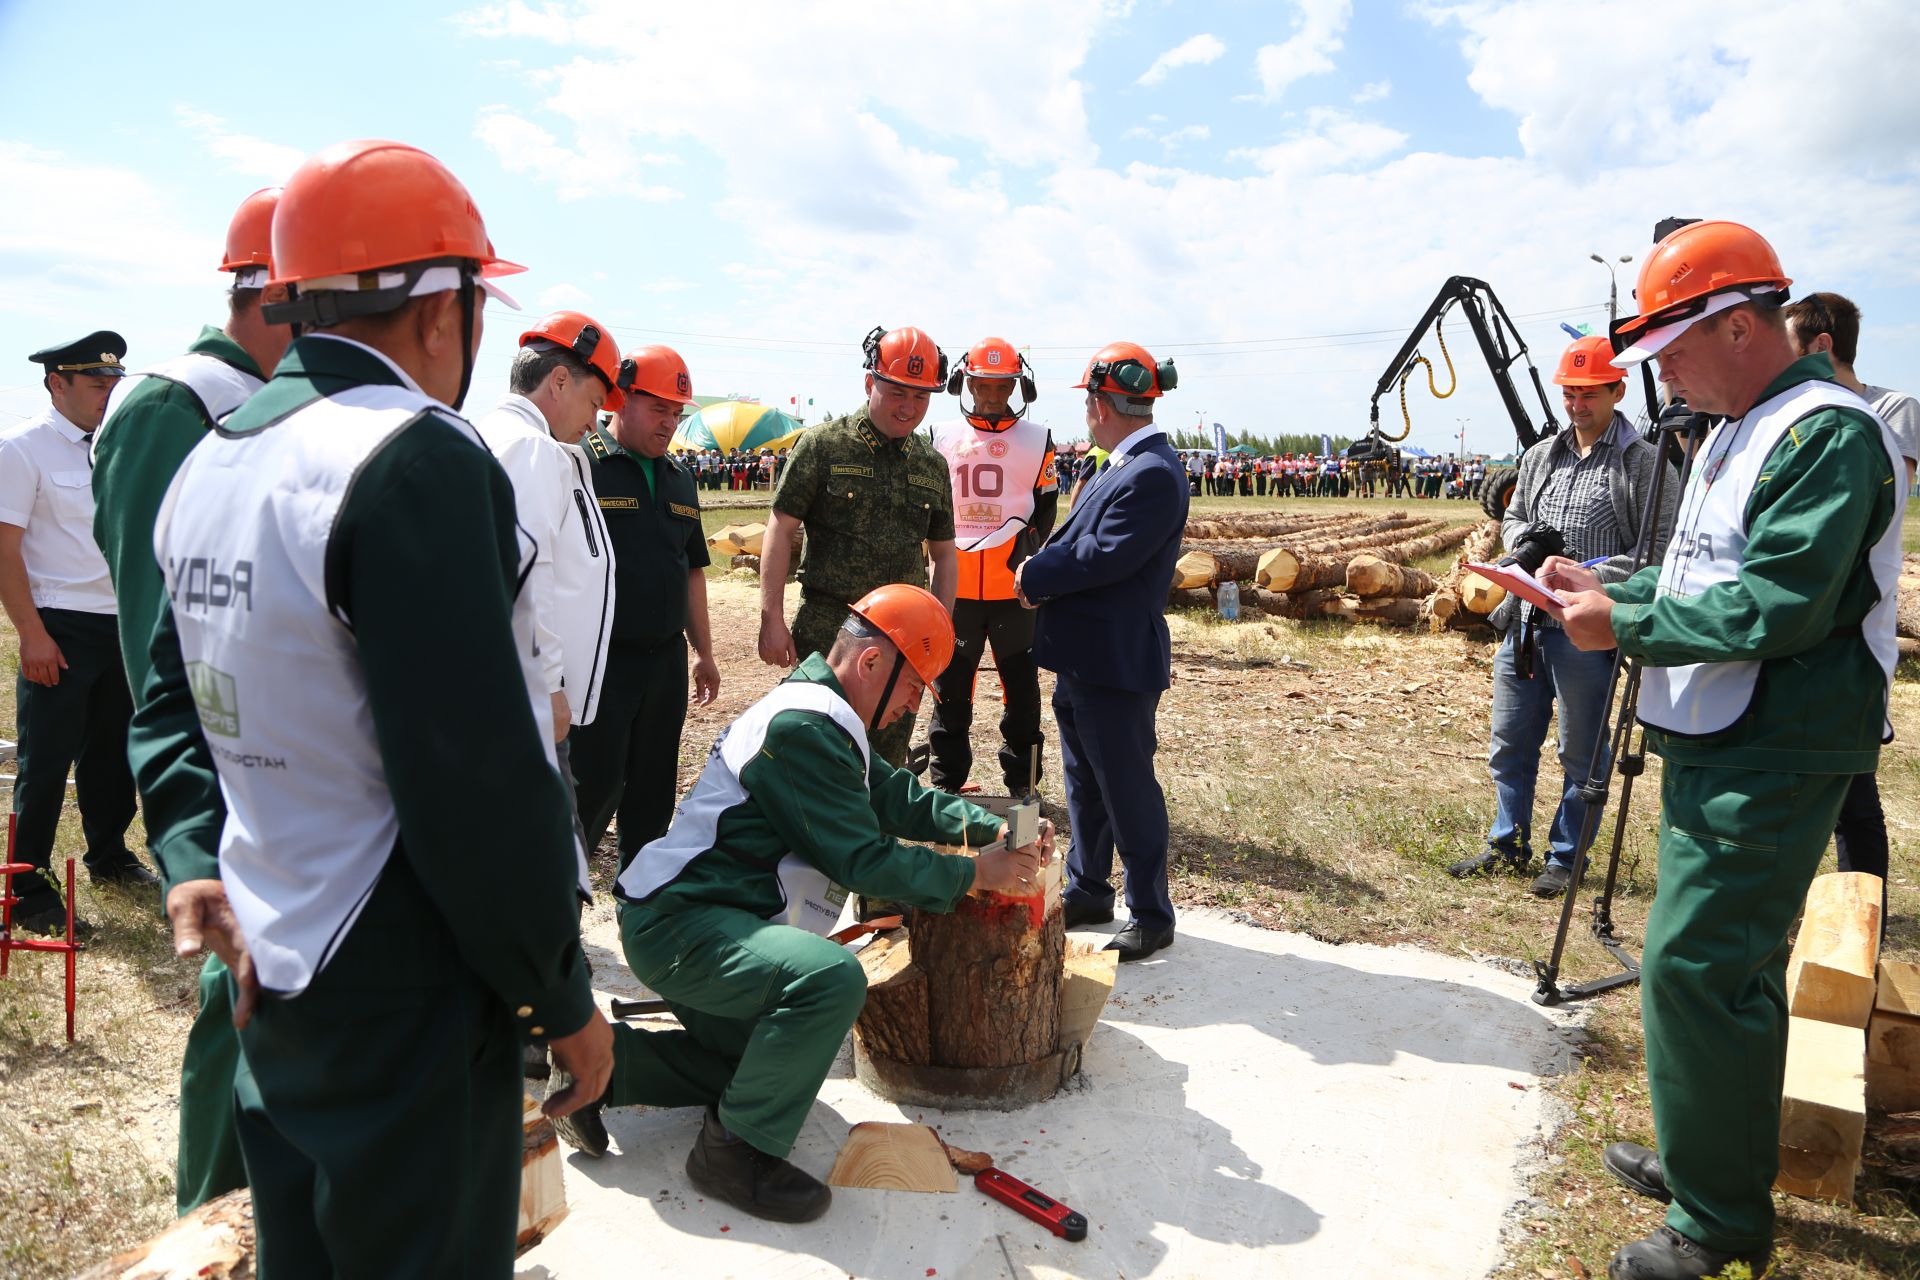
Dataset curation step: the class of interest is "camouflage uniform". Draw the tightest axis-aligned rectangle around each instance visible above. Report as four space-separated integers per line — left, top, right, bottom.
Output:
772 409 954 765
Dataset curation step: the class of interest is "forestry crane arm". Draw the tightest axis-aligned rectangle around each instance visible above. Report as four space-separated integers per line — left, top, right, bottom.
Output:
1355 276 1562 519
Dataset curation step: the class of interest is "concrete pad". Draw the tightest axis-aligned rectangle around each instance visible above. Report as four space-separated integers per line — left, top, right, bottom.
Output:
524 908 1582 1280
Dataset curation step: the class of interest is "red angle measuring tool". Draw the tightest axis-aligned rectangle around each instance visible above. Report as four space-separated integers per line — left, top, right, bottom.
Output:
975 1167 1088 1242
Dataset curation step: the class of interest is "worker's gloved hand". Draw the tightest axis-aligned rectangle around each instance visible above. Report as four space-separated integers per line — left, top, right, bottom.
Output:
167 879 260 1030
974 841 1044 897
544 1011 614 1120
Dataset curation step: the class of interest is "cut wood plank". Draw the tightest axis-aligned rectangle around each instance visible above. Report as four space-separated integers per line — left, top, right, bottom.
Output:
1776 1014 1866 1203
1061 945 1120 1052
826 1121 957 1193
1866 1009 1920 1112
706 521 766 556
519 1093 570 1255
1878 959 1920 1018
1786 872 1883 1029
76 1188 254 1280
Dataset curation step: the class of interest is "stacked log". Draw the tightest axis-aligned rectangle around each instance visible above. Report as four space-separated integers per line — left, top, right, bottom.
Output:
1182 510 1385 541
1346 555 1437 599
1259 523 1473 593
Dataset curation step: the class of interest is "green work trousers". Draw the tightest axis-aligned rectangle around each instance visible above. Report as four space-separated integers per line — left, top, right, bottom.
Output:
233 859 524 1279
1642 762 1850 1254
176 954 247 1213
608 902 867 1158
569 639 688 873
792 596 913 768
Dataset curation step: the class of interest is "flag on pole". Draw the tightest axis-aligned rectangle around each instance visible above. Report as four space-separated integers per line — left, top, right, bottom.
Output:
1212 422 1227 457
1321 432 1333 458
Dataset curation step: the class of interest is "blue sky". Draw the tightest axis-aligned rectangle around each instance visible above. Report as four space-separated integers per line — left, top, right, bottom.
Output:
3 0 1917 456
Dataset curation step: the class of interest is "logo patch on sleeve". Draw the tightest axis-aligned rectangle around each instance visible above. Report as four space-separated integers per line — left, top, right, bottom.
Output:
668 502 701 518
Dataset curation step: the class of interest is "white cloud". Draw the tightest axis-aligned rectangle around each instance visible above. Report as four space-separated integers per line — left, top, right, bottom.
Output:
439 0 1920 453
1137 33 1226 87
174 107 304 183
1353 79 1391 103
1253 0 1351 103
474 105 680 202
537 282 593 310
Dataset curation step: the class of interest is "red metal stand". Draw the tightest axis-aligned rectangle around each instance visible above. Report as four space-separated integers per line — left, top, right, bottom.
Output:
0 812 81 1041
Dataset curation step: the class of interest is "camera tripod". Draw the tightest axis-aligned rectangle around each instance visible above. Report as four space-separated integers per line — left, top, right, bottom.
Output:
1532 373 1706 1007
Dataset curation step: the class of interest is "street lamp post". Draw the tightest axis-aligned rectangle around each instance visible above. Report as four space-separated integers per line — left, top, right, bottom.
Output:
1590 252 1635 323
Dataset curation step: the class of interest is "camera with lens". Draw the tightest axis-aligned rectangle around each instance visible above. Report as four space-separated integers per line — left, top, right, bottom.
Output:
1499 522 1565 575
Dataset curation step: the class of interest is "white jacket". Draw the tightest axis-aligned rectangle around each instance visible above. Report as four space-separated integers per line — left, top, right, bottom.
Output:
474 395 616 725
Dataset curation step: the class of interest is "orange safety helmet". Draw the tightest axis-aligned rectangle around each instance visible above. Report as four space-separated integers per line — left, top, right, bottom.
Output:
1552 335 1625 387
219 186 280 278
614 344 696 406
945 335 1036 427
269 138 524 288
862 325 947 391
1610 220 1791 363
1075 340 1177 398
520 310 625 409
846 583 955 691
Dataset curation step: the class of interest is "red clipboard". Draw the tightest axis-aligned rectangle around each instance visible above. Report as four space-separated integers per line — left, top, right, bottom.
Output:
1464 561 1568 613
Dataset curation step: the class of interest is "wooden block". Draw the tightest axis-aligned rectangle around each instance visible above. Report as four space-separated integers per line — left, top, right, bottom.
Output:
1878 959 1920 1019
76 1187 253 1279
826 1121 957 1193
519 1094 570 1255
1061 945 1120 1051
1786 872 1883 1028
854 937 930 1065
1866 1008 1920 1112
1775 1015 1865 1203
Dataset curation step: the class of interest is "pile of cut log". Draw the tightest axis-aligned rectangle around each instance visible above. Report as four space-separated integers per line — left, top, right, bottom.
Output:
1166 509 1505 635
1775 870 1920 1203
709 520 801 577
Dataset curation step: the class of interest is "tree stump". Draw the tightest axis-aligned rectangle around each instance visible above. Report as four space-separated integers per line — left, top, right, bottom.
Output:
852 856 1079 1109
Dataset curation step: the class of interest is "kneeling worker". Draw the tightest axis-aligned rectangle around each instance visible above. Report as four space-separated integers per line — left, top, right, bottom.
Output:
553 584 1049 1223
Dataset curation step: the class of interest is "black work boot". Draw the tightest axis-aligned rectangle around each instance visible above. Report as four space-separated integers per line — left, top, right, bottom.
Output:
1602 1142 1671 1203
685 1106 831 1223
1608 1226 1768 1280
544 1061 610 1158
1446 842 1531 879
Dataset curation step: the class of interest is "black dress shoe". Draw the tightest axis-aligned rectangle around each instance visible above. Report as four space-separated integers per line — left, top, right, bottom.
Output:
1063 898 1115 929
1602 1142 1670 1203
545 1064 609 1158
1529 862 1575 898
88 857 160 889
686 1106 830 1223
1104 921 1174 962
1608 1225 1767 1280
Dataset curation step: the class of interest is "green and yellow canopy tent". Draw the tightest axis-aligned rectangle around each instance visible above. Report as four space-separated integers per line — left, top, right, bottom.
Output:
669 400 808 454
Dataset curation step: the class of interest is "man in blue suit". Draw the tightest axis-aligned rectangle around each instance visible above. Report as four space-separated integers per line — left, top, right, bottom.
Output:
1014 342 1188 961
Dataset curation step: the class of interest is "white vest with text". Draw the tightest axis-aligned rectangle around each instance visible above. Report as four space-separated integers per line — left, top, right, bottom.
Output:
1638 379 1902 738
153 383 575 995
930 417 1054 552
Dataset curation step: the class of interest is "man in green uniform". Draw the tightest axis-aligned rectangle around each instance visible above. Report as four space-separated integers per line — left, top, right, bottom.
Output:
758 326 957 766
552 585 1048 1224
1548 221 1903 1280
569 343 719 874
128 139 610 1278
90 186 291 1215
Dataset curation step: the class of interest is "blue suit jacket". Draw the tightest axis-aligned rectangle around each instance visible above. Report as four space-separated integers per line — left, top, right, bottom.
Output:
1024 434 1190 693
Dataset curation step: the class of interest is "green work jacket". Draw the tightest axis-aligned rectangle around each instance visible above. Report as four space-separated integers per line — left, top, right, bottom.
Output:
1608 354 1897 773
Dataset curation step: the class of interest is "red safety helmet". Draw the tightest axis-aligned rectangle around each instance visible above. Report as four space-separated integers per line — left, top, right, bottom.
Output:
519 311 625 409
1552 335 1625 387
1610 220 1791 364
863 325 947 390
219 186 280 277
847 583 955 689
614 344 696 406
1075 340 1177 398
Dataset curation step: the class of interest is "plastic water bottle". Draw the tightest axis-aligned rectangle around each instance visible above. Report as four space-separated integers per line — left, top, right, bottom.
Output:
1218 579 1241 621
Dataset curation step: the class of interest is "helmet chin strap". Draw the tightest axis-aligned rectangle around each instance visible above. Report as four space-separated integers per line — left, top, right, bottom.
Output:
452 264 478 412
869 651 908 733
